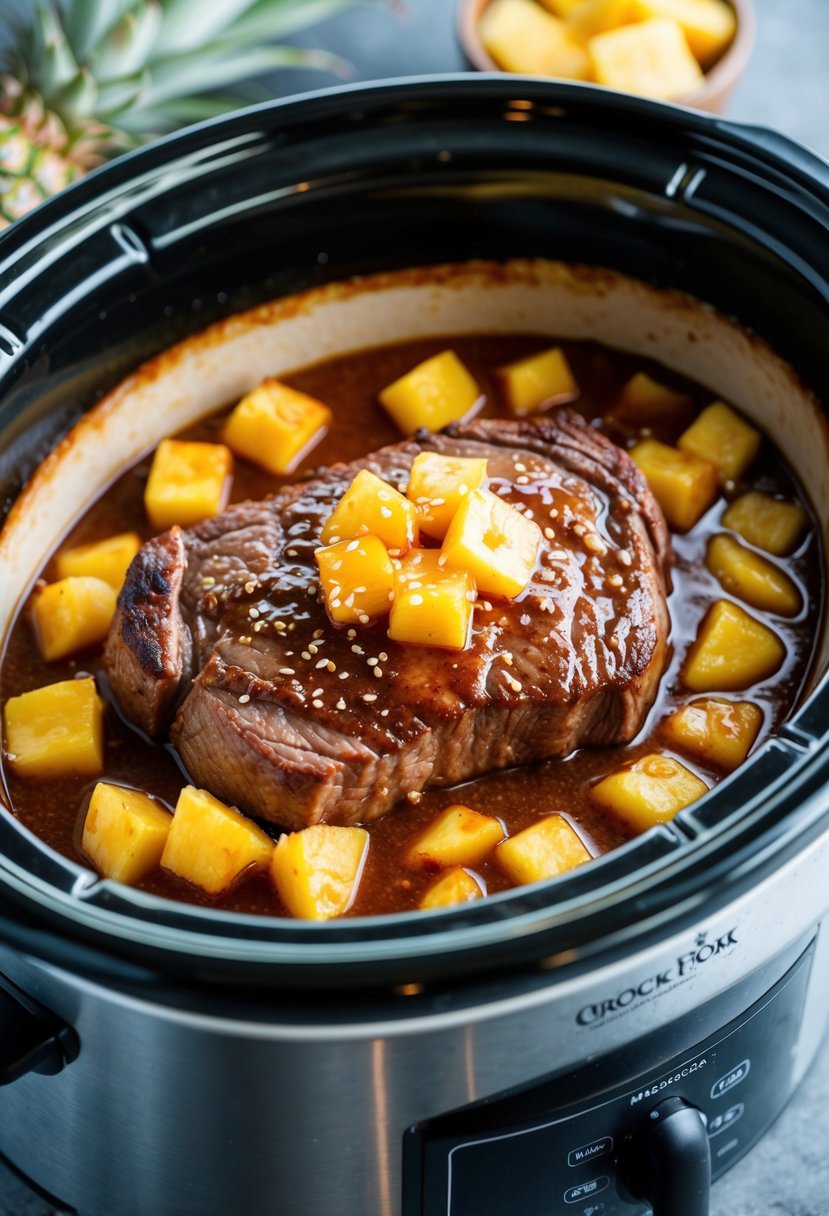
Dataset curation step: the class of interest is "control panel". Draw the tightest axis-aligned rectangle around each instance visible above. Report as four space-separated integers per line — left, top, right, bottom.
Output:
403 943 813 1215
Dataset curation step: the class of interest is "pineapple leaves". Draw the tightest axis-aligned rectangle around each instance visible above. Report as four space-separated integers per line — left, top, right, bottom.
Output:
64 0 143 65
93 4 164 83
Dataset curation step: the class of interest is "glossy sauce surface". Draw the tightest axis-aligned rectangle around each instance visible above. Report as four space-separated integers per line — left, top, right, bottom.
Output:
0 335 820 916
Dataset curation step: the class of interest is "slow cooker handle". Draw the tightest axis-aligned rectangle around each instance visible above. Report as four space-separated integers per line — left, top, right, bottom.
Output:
0 976 77 1085
714 119 829 188
622 1096 711 1216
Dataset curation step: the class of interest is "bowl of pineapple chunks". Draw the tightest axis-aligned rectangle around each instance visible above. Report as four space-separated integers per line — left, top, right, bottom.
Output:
458 0 754 112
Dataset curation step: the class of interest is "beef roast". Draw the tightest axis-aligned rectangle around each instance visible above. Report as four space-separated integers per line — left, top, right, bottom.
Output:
104 412 671 830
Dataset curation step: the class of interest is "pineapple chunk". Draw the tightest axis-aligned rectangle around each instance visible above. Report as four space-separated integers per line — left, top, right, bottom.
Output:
588 18 704 101
496 814 591 885
316 535 395 626
271 824 368 920
590 754 708 831
538 0 586 15
378 351 482 435
630 438 718 531
82 783 172 885
678 401 760 483
637 0 736 65
388 550 475 650
496 346 578 416
571 0 650 39
442 487 542 598
31 576 117 662
682 600 785 692
406 804 505 870
54 531 141 591
222 378 331 476
706 534 801 617
480 0 592 77
407 452 488 541
144 438 232 530
3 677 105 779
662 698 763 772
321 469 419 551
419 867 485 910
161 786 273 895
609 372 693 430
721 491 807 556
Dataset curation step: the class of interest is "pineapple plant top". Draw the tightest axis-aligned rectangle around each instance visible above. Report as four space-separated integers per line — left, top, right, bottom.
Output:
0 0 372 228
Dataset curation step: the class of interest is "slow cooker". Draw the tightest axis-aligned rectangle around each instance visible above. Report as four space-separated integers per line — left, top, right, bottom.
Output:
0 77 828 1216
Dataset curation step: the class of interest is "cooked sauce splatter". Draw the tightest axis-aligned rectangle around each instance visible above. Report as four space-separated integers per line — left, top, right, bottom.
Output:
0 335 820 916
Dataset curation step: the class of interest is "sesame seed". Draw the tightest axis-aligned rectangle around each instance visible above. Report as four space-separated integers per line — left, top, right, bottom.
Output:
359 614 370 624
379 652 388 662
573 523 586 537
249 607 260 619
331 599 341 609
328 535 341 545
279 667 295 675
274 621 286 632
201 576 216 587
352 644 364 655
330 560 343 572
619 550 632 567
506 675 523 692
347 629 357 638
407 791 422 804
239 693 251 704
516 475 529 485
378 490 390 501
336 698 346 710
253 622 264 632
431 497 445 507
607 573 623 588
315 658 328 669
584 534 605 554
544 527 556 540
312 688 323 698
367 657 378 666
353 586 366 595
380 506 392 519
438 554 447 566
549 507 559 518
346 540 359 552
619 499 631 512
312 629 323 640
312 699 324 709
410 594 424 606
344 593 355 607
244 580 256 594
388 548 401 558
501 652 513 665
286 549 297 557
339 671 349 680
238 635 252 645
374 668 383 678
308 643 319 655
326 660 336 673
301 650 312 660
380 709 389 717
514 462 527 472
363 693 378 702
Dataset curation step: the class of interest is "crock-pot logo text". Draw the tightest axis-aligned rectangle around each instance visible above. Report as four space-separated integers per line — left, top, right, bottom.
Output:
576 929 738 1027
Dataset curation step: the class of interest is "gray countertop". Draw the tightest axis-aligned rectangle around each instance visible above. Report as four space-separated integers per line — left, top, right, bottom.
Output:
0 0 827 1212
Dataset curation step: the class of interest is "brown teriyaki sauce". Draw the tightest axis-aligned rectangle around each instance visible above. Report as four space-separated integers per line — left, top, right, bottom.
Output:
0 335 821 917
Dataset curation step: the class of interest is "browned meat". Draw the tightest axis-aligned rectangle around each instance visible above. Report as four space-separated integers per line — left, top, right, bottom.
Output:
104 412 671 830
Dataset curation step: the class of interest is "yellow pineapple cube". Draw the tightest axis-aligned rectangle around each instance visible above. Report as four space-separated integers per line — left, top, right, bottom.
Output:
316 535 395 626
706 534 800 617
379 351 482 435
590 754 708 831
662 698 763 772
570 0 650 38
496 346 579 416
630 438 718 531
678 401 760 483
496 814 591 885
588 18 704 101
406 804 505 870
222 378 331 476
538 0 586 15
54 531 141 591
161 786 273 895
3 677 105 779
637 0 736 65
271 824 369 920
321 469 419 551
609 372 693 430
82 783 172 885
442 487 542 598
407 452 488 541
480 0 592 77
31 576 117 662
144 439 232 531
681 600 785 692
721 491 807 557
419 867 485 910
388 550 475 650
